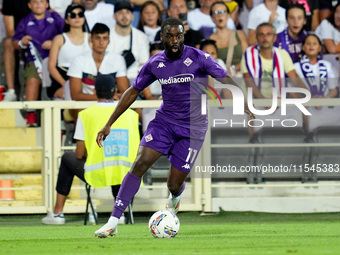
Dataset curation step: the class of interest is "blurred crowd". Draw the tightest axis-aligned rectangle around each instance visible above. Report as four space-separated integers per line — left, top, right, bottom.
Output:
0 0 339 128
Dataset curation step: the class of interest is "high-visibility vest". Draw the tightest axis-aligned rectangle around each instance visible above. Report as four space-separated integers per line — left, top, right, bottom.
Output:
80 105 140 187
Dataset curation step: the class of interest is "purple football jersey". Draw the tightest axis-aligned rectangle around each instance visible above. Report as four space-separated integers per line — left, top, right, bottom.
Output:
133 45 227 130
274 28 307 63
12 11 64 63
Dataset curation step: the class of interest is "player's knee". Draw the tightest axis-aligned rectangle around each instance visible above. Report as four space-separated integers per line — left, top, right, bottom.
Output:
167 181 181 196
130 157 152 177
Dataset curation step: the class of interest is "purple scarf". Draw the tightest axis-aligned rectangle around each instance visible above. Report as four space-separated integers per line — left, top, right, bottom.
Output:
300 55 328 96
275 28 308 62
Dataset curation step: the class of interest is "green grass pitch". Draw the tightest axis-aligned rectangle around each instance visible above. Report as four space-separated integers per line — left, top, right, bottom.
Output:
1 211 340 255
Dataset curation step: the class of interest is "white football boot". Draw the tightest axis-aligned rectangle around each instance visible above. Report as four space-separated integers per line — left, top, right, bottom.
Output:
165 194 180 214
94 221 118 238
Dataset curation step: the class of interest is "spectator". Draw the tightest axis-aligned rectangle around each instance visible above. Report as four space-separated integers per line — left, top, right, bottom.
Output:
41 74 140 225
209 2 248 74
81 0 115 31
12 0 64 127
130 0 166 28
146 41 164 98
48 0 73 18
199 38 233 99
137 1 162 42
48 3 91 100
67 23 129 101
294 34 338 98
319 0 339 22
140 41 164 134
279 0 320 31
199 38 226 70
222 0 240 26
155 0 204 47
238 0 265 35
274 3 308 63
293 34 338 144
241 22 307 99
1 0 31 101
247 0 287 45
315 3 340 53
107 2 149 85
187 0 235 38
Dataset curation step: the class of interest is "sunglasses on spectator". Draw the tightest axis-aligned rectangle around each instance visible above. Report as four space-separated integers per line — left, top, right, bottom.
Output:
212 10 227 16
68 12 85 19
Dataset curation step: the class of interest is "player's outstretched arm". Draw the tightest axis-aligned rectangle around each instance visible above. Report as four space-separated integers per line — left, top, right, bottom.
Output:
218 74 240 88
218 74 255 120
96 87 140 147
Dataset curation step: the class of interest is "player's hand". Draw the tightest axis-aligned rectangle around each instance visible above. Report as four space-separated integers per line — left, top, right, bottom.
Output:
96 125 111 148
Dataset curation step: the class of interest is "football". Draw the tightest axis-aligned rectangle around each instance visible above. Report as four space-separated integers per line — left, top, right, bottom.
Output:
149 210 180 238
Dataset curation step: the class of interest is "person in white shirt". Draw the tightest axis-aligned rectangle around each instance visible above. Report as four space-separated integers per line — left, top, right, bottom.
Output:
48 3 91 100
107 2 149 85
293 34 338 143
293 34 337 98
136 1 162 42
48 0 73 18
81 0 115 31
247 0 287 45
188 0 235 38
67 23 129 101
315 3 340 53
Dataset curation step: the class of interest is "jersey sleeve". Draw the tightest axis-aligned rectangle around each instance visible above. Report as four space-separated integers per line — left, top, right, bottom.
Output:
12 18 26 41
200 51 228 78
132 58 156 91
52 12 65 34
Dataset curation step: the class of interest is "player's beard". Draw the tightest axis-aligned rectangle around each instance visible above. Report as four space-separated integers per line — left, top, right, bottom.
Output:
164 42 184 60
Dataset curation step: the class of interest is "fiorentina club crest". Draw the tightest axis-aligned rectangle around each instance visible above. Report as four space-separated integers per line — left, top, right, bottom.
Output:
145 134 153 142
183 57 193 67
47 17 55 23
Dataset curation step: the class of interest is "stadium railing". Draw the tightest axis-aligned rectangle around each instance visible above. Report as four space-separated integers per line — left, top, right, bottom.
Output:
1 98 340 214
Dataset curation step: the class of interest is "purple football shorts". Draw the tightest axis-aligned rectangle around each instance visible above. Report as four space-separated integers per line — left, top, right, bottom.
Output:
140 116 207 173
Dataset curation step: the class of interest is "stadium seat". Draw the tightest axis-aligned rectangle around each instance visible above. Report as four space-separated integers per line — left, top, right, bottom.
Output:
307 106 340 133
309 126 340 181
254 127 309 182
209 107 255 182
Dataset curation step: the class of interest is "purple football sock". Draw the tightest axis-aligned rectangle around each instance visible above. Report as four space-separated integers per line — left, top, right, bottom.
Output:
111 172 141 218
173 181 185 197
